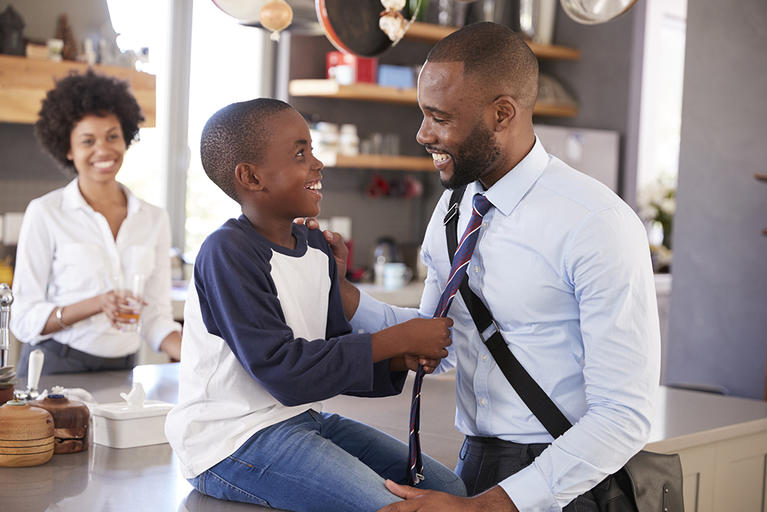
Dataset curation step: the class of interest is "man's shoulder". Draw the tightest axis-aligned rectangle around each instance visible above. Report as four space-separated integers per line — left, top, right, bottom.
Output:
538 156 624 214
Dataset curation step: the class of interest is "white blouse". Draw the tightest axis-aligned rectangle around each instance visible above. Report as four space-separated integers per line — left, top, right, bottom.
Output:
11 179 181 358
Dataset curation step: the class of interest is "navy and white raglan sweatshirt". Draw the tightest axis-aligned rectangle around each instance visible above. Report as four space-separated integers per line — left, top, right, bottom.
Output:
165 216 407 478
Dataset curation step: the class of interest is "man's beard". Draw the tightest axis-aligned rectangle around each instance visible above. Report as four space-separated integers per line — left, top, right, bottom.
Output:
440 121 501 190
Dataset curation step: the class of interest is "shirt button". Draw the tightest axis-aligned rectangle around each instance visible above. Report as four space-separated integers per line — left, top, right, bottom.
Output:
479 399 487 407
473 266 480 273
482 222 488 228
482 354 488 362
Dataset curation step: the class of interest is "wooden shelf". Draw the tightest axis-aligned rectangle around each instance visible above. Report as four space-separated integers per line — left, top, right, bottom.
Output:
290 79 416 105
289 79 577 117
404 22 581 60
324 153 435 172
0 55 156 126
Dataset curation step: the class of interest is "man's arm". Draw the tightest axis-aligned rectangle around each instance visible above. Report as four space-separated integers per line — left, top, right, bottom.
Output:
500 206 661 509
322 229 361 320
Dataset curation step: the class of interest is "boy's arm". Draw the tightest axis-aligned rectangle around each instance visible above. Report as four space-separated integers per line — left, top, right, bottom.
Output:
196 235 450 407
320 230 433 397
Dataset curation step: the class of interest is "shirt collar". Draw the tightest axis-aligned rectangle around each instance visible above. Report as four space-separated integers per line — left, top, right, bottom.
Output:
473 136 549 217
61 177 141 215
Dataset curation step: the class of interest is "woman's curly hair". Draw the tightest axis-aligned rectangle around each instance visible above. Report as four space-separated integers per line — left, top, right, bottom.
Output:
34 69 144 175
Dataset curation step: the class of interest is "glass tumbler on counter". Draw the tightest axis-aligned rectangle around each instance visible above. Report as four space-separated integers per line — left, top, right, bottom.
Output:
111 272 145 332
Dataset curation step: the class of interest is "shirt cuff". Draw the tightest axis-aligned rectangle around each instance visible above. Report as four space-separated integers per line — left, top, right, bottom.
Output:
350 290 386 333
142 319 182 352
499 462 560 512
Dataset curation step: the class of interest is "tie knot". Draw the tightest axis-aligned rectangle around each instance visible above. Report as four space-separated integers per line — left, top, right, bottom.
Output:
472 194 492 217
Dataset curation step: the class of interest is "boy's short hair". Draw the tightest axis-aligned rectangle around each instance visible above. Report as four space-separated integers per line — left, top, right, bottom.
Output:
200 98 292 203
34 69 144 175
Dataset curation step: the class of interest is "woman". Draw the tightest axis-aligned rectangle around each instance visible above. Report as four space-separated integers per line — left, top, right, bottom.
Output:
11 69 181 375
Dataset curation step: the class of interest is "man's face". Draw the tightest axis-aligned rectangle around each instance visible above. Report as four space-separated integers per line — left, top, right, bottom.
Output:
416 61 501 189
256 109 324 219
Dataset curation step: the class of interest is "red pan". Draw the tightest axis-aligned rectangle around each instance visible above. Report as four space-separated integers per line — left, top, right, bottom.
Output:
316 0 395 57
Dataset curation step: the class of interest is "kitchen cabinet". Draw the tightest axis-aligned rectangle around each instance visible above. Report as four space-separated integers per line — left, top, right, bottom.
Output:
0 55 156 126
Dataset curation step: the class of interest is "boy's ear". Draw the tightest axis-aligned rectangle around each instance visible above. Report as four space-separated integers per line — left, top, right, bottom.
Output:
234 162 264 191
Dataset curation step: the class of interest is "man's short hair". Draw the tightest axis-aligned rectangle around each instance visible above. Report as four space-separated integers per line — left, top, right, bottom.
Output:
200 98 292 202
426 22 539 109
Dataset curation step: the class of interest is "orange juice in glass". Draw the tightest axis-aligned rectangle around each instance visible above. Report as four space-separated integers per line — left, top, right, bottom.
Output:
113 273 145 332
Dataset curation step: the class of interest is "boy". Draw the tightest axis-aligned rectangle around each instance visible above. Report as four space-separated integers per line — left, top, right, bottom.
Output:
165 99 466 512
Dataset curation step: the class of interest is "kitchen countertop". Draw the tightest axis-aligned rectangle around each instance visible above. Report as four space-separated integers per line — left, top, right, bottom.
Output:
2 362 765 511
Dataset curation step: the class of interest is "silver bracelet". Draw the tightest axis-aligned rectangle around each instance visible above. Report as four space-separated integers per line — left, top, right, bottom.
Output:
55 306 72 329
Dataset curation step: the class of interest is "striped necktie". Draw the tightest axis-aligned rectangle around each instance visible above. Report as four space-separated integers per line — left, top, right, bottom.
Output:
407 192 493 485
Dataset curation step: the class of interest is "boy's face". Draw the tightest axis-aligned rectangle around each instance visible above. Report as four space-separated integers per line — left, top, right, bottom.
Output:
257 109 324 219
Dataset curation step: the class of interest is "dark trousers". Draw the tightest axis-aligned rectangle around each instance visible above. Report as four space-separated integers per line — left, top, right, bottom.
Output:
456 436 599 511
17 339 136 376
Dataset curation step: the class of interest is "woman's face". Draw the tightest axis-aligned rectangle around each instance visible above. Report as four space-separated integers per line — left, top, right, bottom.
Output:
67 113 126 185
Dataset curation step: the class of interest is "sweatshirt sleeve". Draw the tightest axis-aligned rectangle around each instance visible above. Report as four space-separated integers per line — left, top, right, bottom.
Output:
195 232 378 407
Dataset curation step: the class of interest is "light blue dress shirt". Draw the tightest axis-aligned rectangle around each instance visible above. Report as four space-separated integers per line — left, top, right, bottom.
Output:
352 138 661 511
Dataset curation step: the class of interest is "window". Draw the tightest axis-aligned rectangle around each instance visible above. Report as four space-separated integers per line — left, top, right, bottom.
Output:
184 1 272 258
636 0 688 191
106 0 168 209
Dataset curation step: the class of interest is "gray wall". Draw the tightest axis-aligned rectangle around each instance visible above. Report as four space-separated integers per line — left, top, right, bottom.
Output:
543 3 645 205
665 0 767 399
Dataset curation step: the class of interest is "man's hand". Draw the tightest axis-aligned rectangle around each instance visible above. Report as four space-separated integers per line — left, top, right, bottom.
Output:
377 481 475 512
294 217 349 278
323 229 349 278
376 481 517 512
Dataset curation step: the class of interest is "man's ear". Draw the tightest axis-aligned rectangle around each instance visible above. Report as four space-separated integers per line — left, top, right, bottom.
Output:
235 163 264 192
491 95 517 132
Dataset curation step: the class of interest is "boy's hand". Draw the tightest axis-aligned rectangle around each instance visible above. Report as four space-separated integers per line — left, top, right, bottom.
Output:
404 354 441 373
372 318 452 363
398 317 453 359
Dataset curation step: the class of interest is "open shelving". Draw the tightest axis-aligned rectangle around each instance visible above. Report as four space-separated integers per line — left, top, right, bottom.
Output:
289 79 578 118
0 54 156 126
404 22 581 60
321 153 435 172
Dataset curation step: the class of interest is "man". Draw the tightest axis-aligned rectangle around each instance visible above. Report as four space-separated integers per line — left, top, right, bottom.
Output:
324 22 660 511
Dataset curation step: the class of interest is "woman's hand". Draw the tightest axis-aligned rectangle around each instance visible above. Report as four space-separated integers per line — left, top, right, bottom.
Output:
97 291 122 327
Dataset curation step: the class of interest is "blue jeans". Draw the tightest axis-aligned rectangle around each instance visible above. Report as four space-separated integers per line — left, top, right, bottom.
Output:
189 409 466 511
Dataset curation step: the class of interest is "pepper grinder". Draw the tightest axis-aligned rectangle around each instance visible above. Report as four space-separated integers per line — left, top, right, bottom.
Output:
0 283 17 404
15 349 44 401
